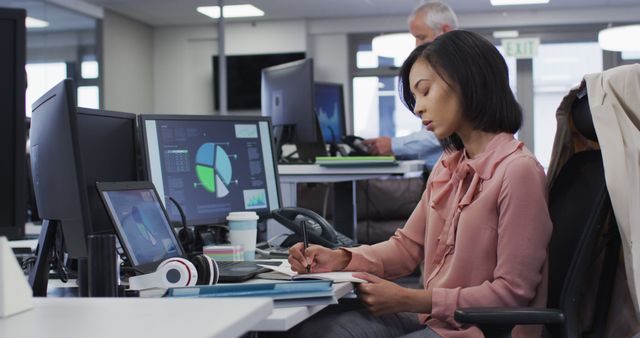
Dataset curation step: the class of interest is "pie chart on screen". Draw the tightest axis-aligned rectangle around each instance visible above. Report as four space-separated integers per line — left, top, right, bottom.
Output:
195 143 233 198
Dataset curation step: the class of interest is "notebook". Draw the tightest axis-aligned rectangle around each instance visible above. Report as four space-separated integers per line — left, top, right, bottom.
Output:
256 262 367 283
96 181 275 282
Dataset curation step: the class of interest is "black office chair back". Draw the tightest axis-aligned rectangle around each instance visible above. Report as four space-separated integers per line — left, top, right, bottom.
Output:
546 93 618 337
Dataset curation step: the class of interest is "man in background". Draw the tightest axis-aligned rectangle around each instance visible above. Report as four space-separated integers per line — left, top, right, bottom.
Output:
363 1 458 172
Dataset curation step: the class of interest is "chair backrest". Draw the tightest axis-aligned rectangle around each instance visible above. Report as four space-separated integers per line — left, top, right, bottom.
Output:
546 93 617 337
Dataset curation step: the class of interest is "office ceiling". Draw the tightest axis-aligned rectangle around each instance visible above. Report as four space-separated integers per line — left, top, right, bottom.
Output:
85 0 640 26
1 0 638 30
72 0 640 26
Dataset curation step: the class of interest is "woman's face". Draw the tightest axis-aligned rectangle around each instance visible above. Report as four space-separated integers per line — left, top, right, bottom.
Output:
408 59 467 140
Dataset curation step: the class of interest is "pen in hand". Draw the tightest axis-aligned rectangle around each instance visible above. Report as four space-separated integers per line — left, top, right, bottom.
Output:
301 221 310 273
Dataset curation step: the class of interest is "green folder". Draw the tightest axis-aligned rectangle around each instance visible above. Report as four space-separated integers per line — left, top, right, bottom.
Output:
315 156 397 167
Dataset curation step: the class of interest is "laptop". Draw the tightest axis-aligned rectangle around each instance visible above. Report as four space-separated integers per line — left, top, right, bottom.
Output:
96 181 274 282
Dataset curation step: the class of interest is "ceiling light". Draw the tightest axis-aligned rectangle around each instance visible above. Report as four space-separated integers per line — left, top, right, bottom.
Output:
26 16 49 28
371 33 414 59
598 25 640 52
491 0 549 6
493 30 519 39
197 4 264 19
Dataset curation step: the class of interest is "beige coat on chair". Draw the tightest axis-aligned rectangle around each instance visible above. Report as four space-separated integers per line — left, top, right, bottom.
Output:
585 64 640 321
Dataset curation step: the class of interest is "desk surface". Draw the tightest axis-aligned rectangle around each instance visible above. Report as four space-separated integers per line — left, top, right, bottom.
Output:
0 297 273 338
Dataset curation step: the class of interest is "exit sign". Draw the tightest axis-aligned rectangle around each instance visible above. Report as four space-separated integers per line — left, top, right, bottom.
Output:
502 38 540 59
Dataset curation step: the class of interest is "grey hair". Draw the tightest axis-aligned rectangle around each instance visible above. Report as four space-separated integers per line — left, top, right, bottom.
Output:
408 1 459 34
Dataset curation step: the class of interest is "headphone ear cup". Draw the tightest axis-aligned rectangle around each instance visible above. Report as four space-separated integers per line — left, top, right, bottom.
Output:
178 227 196 252
190 255 219 285
129 257 198 290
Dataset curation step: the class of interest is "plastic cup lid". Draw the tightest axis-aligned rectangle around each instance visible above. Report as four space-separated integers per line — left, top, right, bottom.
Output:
226 211 259 221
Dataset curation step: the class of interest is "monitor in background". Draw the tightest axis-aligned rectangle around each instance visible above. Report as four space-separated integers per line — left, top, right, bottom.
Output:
28 79 139 295
261 58 326 163
139 115 281 229
0 7 27 240
314 82 346 156
213 52 305 111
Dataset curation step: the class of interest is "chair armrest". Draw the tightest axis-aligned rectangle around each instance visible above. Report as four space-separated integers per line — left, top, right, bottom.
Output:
454 307 565 325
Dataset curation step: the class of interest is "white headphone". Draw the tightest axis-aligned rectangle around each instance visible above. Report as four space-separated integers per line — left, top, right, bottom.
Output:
128 257 198 291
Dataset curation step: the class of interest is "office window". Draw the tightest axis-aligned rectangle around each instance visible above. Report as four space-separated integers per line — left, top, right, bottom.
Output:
533 42 602 169
351 35 423 138
77 86 100 108
353 76 421 139
350 34 517 140
622 51 640 60
25 62 67 117
18 1 102 111
81 60 99 79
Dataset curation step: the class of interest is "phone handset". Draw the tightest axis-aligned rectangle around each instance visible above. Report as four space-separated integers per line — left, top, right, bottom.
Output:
271 207 355 248
341 135 369 156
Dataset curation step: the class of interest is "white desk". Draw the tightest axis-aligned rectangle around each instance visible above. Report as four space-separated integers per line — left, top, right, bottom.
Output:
274 160 424 242
0 297 272 338
252 281 354 331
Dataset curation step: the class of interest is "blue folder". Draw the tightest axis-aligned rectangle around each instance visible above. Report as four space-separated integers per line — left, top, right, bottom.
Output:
164 280 334 301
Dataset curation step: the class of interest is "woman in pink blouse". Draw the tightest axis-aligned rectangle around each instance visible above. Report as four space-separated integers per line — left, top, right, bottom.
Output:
288 30 552 338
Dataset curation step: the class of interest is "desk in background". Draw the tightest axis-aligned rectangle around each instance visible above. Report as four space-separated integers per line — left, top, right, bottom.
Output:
274 160 424 242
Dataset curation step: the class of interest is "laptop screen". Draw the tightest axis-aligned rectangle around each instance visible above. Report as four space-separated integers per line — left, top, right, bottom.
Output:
100 188 183 267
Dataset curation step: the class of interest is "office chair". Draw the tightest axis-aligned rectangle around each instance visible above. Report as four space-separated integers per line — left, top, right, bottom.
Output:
454 93 621 338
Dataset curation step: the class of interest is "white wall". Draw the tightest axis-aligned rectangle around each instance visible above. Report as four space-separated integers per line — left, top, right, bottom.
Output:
153 20 307 115
102 9 153 114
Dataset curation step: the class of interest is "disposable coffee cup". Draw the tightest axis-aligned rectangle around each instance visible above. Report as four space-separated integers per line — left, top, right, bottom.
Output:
226 211 259 261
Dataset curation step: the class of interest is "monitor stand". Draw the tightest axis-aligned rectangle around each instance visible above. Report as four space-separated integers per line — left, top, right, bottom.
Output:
28 219 59 297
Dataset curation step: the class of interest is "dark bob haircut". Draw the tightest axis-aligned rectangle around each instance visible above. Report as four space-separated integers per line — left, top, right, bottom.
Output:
398 30 522 152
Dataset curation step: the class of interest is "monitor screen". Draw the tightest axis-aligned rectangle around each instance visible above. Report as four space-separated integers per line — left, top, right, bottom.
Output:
314 82 346 145
100 187 183 269
261 58 326 162
140 115 281 227
0 8 26 239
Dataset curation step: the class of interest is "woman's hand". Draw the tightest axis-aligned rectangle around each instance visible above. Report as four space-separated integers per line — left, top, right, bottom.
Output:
288 243 351 273
353 273 432 316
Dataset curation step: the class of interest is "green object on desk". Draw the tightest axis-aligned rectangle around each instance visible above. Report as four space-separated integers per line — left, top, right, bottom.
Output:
315 156 397 167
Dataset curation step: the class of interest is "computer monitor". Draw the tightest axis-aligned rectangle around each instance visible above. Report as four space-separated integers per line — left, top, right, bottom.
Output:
139 115 281 228
29 79 139 295
261 58 326 162
315 82 346 155
0 7 26 240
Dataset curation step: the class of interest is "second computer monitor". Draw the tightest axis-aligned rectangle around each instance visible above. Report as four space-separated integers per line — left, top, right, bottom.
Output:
139 115 281 227
314 82 346 146
261 58 326 162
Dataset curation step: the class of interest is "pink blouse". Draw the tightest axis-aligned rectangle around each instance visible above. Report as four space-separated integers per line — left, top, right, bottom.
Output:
343 133 552 338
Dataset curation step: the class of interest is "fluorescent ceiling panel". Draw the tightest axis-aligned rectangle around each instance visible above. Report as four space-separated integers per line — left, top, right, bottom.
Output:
197 4 264 19
491 0 549 5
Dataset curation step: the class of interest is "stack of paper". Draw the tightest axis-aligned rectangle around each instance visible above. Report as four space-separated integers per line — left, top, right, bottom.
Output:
202 245 244 261
163 280 337 308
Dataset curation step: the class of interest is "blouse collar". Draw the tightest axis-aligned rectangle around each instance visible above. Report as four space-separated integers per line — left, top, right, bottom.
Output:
436 133 522 181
